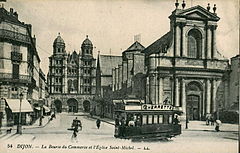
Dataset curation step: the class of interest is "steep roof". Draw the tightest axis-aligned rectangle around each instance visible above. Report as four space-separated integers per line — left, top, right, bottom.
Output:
143 31 172 55
99 55 122 75
124 41 145 52
0 8 22 25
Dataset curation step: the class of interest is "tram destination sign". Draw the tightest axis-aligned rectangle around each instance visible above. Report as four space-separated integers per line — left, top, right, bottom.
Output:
142 104 173 110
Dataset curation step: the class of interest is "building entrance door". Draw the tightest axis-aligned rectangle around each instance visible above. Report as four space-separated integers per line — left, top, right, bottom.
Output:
67 99 78 113
186 95 200 120
83 100 90 112
54 100 62 113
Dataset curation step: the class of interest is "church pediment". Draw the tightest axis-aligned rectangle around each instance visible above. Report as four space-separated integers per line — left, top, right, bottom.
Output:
173 5 220 21
186 11 210 19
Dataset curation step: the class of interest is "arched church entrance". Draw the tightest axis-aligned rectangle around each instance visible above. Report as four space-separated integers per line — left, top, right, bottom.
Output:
186 81 203 120
83 100 90 112
54 100 62 113
67 98 78 113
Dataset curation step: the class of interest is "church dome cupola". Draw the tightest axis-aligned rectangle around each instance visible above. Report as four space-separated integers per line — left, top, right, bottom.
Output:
81 35 93 56
53 33 66 54
82 35 93 47
54 33 65 45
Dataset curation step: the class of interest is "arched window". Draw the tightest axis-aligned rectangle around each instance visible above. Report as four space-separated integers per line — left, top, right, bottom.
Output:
188 29 202 59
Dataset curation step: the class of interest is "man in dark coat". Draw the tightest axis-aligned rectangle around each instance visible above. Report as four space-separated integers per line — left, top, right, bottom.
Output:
96 119 101 129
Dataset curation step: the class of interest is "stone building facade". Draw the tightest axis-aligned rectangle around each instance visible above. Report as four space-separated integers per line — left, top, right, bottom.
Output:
0 7 46 125
143 3 230 121
95 54 122 117
112 41 146 99
228 55 239 110
48 35 96 113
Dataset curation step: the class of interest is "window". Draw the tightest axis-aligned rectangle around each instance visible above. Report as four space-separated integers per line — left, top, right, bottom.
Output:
187 29 202 59
142 115 147 125
148 115 152 124
169 115 172 124
11 45 20 52
153 115 158 124
12 64 19 79
158 115 163 123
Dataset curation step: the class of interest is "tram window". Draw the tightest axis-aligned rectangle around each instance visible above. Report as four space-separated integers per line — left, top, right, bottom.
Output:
169 115 172 124
148 115 152 124
158 115 163 124
142 115 147 125
153 115 158 124
164 115 169 124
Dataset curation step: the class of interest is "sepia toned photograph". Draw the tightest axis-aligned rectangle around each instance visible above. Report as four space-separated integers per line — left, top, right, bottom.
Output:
0 0 239 153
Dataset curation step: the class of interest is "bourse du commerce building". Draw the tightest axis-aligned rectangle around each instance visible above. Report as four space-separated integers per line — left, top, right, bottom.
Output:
143 4 230 121
47 34 96 113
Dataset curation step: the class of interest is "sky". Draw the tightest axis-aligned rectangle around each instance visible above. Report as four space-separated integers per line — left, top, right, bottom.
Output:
4 0 239 74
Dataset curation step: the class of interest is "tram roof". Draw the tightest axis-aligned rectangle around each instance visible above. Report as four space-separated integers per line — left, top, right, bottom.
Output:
114 109 182 114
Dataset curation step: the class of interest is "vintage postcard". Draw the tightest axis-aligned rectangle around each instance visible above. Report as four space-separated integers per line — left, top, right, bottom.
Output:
0 0 238 153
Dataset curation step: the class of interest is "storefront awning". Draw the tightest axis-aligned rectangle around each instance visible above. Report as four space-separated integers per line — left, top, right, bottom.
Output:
43 105 51 113
6 99 33 113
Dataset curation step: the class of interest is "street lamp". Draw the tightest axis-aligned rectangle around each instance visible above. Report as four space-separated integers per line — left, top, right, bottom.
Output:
16 93 23 134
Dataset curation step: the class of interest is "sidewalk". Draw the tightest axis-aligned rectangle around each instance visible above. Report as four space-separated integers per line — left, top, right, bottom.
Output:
181 121 238 132
88 115 115 125
0 114 52 134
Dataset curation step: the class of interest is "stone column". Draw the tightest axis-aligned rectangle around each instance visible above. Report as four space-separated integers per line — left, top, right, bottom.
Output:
181 79 186 113
206 79 211 114
175 78 180 107
207 26 212 59
155 76 159 104
175 25 181 57
212 79 217 113
212 26 217 59
159 77 163 104
182 26 187 57
112 69 115 91
149 74 156 104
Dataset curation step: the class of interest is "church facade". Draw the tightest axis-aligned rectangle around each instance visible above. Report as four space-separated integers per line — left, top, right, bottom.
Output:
143 3 230 120
47 34 96 113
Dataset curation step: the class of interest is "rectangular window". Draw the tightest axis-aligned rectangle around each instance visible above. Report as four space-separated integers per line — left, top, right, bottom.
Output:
142 115 147 125
164 115 169 124
158 115 163 124
148 115 152 124
153 115 158 124
169 115 172 124
12 64 19 79
11 45 20 52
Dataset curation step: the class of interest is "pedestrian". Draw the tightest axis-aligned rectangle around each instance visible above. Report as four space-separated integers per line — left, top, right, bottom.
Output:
115 115 120 127
173 114 180 125
206 114 211 125
120 117 126 137
210 114 215 126
71 128 78 142
215 119 221 132
39 116 43 126
96 119 101 129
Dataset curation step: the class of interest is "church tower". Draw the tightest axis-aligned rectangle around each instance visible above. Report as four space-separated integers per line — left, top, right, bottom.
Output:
48 33 66 94
79 35 96 95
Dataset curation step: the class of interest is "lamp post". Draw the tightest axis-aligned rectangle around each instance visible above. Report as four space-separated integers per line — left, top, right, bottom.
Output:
16 93 23 134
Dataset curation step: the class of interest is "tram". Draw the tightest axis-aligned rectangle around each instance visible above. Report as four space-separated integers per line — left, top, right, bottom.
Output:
113 99 182 140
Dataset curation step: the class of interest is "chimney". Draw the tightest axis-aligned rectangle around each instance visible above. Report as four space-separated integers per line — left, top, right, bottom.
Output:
33 35 36 47
26 24 32 35
10 8 13 15
13 11 18 19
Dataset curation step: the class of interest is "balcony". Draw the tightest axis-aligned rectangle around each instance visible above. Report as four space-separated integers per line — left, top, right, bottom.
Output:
11 51 22 62
0 72 31 84
0 29 31 44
